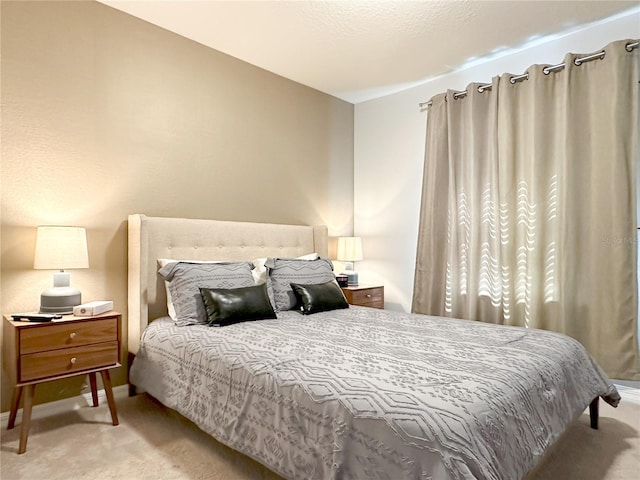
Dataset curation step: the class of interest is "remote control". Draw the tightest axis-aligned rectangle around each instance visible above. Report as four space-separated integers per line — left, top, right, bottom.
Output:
11 313 63 322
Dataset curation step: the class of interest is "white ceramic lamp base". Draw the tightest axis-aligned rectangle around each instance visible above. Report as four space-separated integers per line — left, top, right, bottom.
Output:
40 271 82 314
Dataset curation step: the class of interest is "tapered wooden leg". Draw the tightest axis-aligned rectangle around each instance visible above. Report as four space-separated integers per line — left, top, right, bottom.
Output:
100 370 119 426
589 397 599 430
18 385 35 454
7 387 23 430
89 372 99 407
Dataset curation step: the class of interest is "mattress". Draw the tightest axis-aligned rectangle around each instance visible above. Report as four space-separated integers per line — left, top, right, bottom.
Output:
129 306 619 480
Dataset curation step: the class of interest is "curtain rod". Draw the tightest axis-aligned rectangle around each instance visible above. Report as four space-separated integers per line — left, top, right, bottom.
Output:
418 40 639 108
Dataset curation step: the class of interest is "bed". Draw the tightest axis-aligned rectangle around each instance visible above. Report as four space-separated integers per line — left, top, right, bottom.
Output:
127 214 620 480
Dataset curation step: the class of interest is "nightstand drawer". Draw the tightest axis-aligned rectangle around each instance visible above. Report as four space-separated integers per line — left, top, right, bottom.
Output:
349 288 383 305
20 341 119 382
342 285 384 309
20 318 118 354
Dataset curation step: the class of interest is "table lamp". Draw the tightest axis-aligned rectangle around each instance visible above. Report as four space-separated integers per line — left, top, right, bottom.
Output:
34 226 89 313
336 236 363 286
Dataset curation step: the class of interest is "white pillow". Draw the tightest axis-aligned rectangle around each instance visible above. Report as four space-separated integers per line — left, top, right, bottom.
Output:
251 252 318 284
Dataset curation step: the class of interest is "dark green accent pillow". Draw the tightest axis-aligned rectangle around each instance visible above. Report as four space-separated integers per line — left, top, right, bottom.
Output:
199 283 276 327
290 280 349 315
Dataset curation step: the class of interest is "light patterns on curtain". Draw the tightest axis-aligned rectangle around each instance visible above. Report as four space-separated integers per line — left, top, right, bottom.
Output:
413 39 639 379
447 176 560 325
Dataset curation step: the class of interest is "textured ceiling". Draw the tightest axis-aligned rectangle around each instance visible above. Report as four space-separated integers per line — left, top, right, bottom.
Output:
99 0 639 103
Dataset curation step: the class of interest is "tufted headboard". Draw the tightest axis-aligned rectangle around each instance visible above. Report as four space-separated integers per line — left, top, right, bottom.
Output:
127 214 328 354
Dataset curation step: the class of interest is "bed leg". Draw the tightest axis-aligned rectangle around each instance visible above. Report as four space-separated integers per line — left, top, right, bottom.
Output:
589 397 599 429
127 352 137 397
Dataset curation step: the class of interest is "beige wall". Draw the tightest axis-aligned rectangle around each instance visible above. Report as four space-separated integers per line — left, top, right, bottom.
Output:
0 1 354 411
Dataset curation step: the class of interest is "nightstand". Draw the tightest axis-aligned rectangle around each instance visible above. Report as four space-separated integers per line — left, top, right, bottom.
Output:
341 285 384 309
2 311 121 454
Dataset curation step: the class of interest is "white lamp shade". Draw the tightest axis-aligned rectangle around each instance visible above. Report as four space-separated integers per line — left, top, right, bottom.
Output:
336 237 363 262
34 226 89 270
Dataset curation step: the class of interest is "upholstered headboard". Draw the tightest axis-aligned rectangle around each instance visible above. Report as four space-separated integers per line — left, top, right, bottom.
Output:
127 214 328 354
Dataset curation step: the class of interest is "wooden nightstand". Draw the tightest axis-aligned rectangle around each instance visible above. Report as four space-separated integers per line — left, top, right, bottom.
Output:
2 311 121 454
341 285 384 309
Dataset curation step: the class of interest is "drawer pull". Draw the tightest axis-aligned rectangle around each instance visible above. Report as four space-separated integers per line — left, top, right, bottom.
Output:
69 332 77 339
70 357 77 364
366 294 372 298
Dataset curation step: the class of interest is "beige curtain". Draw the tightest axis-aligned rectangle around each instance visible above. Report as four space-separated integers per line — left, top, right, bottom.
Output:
413 39 639 380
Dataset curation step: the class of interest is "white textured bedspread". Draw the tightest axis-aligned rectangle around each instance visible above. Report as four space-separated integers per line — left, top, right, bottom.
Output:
130 307 619 480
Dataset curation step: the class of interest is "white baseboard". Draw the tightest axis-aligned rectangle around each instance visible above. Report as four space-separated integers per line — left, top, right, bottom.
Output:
0 385 130 424
614 383 640 405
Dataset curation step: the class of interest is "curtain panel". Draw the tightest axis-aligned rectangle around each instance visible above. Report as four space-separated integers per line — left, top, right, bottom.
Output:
413 39 639 379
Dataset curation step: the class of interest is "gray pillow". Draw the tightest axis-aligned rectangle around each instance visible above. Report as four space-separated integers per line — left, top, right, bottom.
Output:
158 261 255 326
265 257 335 311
